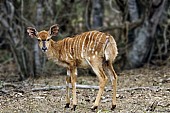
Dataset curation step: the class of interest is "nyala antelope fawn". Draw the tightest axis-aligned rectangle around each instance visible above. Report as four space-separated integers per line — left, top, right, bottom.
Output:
27 24 118 111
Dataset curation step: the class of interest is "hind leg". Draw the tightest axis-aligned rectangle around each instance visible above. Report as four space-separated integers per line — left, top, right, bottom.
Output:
86 58 108 111
103 61 117 110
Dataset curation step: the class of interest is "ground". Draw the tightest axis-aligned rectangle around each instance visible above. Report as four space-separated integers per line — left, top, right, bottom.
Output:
0 63 170 113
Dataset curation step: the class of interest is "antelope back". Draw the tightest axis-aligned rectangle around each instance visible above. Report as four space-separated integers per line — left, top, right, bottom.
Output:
56 31 118 62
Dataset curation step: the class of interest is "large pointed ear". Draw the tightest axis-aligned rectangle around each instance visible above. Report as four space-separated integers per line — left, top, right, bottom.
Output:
27 27 38 38
49 24 59 37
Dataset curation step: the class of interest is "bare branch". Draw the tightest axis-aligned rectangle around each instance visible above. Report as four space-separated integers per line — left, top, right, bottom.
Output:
146 100 158 111
108 0 121 14
32 84 101 92
85 0 91 30
0 58 13 66
32 84 170 92
163 25 168 55
2 82 18 88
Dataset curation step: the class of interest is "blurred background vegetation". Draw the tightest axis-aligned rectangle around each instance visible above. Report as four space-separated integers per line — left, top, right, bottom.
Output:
0 0 170 80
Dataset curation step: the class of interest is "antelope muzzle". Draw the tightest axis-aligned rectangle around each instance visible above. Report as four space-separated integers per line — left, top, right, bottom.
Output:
42 41 48 52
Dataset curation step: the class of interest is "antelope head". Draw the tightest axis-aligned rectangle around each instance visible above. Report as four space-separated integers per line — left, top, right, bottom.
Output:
27 24 59 52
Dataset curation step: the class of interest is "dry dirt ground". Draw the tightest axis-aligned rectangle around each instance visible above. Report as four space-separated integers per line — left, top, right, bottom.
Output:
0 64 170 113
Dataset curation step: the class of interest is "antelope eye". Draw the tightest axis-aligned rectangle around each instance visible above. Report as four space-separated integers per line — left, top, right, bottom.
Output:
47 39 50 41
37 39 41 42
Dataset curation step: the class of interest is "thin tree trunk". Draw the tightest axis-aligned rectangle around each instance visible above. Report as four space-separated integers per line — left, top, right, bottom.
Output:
92 0 104 29
34 1 43 75
128 0 139 22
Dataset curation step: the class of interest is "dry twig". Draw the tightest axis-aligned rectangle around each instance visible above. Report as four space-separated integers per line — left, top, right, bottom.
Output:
32 84 170 92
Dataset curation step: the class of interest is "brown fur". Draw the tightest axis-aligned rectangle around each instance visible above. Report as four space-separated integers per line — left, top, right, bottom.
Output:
27 25 118 111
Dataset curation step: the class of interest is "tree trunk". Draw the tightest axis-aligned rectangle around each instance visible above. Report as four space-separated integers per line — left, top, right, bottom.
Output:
34 0 43 75
0 0 34 80
125 0 167 68
128 0 139 22
92 0 104 28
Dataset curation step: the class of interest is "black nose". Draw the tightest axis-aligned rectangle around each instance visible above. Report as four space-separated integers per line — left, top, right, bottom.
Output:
42 47 47 51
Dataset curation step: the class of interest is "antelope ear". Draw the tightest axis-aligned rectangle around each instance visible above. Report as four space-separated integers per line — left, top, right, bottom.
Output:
49 24 59 37
27 27 38 38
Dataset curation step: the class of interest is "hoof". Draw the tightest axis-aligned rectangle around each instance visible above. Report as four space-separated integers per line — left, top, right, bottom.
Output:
91 106 98 111
111 105 116 110
71 105 77 111
65 103 70 108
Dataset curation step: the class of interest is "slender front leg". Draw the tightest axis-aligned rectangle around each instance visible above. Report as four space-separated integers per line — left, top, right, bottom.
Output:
65 69 71 108
70 67 77 111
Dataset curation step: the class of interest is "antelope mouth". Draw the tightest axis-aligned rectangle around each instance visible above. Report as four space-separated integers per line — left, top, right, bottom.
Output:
42 47 48 52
